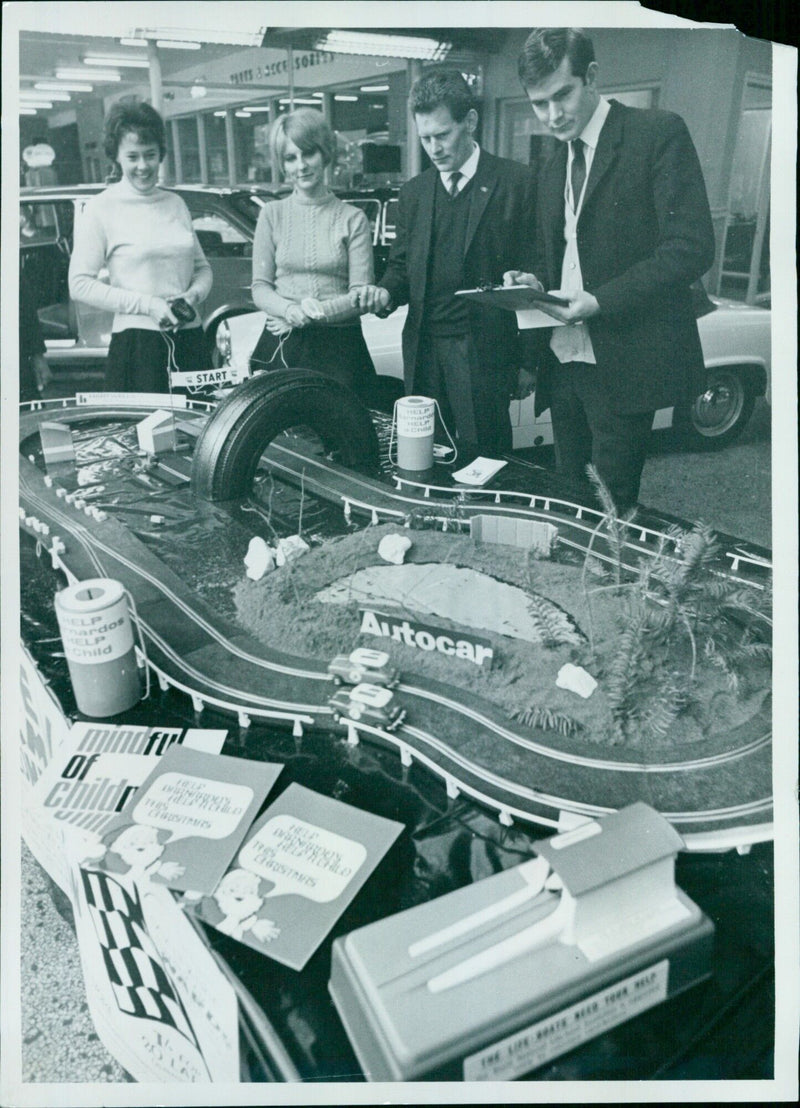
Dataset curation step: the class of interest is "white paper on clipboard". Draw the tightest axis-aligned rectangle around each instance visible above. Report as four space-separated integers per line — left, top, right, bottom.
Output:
516 308 566 329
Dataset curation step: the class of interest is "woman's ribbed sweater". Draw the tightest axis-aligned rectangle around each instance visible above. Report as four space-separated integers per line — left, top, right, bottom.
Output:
252 190 374 313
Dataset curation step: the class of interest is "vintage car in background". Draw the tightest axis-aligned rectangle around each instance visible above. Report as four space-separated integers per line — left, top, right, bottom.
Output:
327 648 400 688
217 290 772 451
19 183 397 373
328 683 406 731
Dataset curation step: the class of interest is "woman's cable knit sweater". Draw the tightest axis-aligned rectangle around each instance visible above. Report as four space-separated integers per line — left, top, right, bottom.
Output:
68 177 212 334
252 191 374 324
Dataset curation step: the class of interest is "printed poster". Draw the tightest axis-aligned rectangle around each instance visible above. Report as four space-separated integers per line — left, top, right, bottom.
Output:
69 860 239 1082
188 783 404 970
29 720 228 891
99 746 284 894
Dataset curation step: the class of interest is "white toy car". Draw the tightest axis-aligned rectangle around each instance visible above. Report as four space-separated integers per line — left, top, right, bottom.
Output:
217 295 770 451
327 647 399 688
328 683 406 732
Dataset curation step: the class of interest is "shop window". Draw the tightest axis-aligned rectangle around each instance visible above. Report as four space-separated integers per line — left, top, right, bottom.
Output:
499 85 658 169
174 117 201 183
717 77 771 305
233 115 273 185
204 113 230 185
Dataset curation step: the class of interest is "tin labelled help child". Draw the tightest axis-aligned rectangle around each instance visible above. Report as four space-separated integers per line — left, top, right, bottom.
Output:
54 577 140 717
395 396 436 472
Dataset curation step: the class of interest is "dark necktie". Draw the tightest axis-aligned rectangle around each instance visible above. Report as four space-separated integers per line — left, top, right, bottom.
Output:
447 170 462 198
570 139 586 209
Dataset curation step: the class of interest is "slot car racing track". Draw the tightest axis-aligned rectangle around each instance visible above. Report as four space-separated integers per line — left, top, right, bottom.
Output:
18 391 773 851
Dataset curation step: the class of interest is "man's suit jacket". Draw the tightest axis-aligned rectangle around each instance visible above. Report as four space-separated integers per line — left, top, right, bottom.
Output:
534 100 715 416
380 150 538 393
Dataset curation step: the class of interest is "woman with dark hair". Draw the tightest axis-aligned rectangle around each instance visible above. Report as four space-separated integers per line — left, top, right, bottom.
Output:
250 108 377 396
69 100 212 393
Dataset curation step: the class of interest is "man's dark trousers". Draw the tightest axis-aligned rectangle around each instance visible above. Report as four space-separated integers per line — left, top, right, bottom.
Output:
548 360 654 513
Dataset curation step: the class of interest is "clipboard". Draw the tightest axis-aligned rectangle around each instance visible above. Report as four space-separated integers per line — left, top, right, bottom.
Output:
455 284 570 310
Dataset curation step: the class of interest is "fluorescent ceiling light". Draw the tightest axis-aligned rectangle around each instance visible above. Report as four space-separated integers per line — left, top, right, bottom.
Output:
334 94 358 102
235 111 251 118
360 84 389 92
35 81 94 92
120 38 148 47
157 40 201 50
214 110 227 117
20 107 39 114
84 55 150 68
316 30 451 61
278 98 321 106
243 105 271 112
132 26 267 48
22 91 71 102
57 67 121 81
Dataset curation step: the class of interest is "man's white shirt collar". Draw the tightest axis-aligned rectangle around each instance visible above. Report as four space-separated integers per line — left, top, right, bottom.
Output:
440 142 480 191
577 97 610 152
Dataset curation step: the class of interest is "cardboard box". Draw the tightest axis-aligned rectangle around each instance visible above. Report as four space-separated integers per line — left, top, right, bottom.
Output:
136 409 176 455
329 804 714 1081
470 514 558 556
40 421 75 464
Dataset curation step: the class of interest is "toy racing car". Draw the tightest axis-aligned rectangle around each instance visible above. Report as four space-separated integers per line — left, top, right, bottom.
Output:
328 682 406 732
327 647 399 688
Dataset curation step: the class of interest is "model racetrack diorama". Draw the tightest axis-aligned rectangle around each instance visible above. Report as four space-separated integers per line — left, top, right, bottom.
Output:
18 370 773 850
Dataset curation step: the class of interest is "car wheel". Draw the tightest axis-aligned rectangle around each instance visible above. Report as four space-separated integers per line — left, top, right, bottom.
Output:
191 368 380 501
348 706 363 721
675 367 756 450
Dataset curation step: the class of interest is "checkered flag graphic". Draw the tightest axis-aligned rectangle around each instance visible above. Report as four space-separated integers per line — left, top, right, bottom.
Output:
80 868 200 1050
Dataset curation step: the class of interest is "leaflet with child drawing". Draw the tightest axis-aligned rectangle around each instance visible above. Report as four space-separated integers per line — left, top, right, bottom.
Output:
29 722 228 890
186 783 404 970
97 746 283 895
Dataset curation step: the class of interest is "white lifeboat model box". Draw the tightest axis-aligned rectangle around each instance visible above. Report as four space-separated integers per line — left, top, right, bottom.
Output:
329 803 714 1082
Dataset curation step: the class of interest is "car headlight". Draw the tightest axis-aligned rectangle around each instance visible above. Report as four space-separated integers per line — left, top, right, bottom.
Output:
215 320 232 365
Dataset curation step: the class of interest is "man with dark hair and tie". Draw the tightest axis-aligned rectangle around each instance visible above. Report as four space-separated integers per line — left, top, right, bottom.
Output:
355 67 537 459
506 27 715 514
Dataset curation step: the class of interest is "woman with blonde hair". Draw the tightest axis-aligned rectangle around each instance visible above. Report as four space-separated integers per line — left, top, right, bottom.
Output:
250 108 377 395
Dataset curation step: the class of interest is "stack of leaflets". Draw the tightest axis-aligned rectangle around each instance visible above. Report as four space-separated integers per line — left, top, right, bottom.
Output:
452 457 508 486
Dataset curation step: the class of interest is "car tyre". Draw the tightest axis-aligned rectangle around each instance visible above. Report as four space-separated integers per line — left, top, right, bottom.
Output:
675 367 756 450
191 368 380 500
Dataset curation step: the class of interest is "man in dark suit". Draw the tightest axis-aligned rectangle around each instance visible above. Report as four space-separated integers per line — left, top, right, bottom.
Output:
355 68 537 458
506 28 715 513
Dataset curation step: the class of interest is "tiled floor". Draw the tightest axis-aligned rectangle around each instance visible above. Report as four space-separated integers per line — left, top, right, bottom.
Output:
19 842 130 1084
